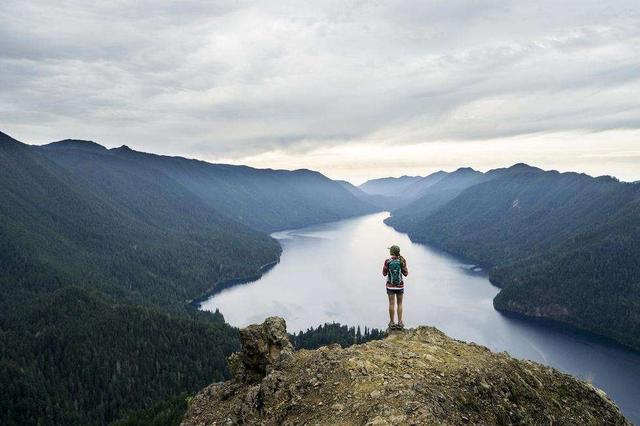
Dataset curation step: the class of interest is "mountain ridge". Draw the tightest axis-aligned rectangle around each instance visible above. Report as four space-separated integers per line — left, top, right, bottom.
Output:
43 139 108 152
385 163 640 351
37 135 377 232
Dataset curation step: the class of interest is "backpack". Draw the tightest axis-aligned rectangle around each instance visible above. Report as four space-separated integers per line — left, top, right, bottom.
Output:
387 257 403 285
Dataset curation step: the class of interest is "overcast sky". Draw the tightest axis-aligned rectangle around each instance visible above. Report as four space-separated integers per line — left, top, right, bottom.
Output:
1 1 639 183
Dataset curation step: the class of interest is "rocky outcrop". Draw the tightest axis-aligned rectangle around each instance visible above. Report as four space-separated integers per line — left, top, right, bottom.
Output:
227 316 294 383
182 317 629 425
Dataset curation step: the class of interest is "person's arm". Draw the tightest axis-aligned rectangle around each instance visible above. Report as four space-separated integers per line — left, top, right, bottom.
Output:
401 256 408 277
382 259 388 277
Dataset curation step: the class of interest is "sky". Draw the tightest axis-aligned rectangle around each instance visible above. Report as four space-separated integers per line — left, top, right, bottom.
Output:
1 1 639 184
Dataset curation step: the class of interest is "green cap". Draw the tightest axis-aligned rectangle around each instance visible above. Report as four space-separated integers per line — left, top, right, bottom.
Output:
388 245 400 256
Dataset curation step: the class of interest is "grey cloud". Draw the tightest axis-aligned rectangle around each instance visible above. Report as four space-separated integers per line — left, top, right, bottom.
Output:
1 0 639 159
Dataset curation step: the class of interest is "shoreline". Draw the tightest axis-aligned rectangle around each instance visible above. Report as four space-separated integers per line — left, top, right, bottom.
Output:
383 217 640 355
190 212 384 310
199 214 639 355
189 259 280 308
494 307 640 356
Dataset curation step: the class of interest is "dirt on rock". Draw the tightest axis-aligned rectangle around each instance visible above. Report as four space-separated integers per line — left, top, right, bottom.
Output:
182 317 629 425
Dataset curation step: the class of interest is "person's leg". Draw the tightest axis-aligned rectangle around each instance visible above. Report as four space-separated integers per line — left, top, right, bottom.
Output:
388 293 396 324
396 293 404 326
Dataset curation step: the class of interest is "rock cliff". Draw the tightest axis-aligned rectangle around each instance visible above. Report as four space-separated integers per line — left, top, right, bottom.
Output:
182 317 629 425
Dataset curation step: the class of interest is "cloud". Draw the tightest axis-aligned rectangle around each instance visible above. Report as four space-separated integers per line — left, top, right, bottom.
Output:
1 0 639 174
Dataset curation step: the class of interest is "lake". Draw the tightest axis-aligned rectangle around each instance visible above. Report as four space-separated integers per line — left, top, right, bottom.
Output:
201 212 640 423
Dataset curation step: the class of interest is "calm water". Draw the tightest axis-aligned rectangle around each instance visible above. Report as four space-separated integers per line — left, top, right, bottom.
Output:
202 212 640 423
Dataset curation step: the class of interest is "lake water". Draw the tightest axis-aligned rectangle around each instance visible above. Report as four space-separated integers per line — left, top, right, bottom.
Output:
201 212 640 423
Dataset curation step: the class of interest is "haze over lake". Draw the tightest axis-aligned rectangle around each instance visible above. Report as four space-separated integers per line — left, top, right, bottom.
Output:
202 212 640 422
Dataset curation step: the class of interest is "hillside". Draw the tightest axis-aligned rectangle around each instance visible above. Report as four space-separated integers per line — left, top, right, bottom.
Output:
1 289 240 425
0 130 376 425
357 172 454 211
400 170 449 199
336 180 396 211
359 175 423 197
386 167 488 229
0 131 280 312
0 131 277 424
39 140 377 232
491 193 640 349
385 164 640 350
183 317 629 425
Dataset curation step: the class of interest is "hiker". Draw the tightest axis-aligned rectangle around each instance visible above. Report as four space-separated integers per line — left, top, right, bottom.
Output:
383 245 408 329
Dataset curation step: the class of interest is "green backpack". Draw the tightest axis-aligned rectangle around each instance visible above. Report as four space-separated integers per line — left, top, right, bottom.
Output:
388 258 403 285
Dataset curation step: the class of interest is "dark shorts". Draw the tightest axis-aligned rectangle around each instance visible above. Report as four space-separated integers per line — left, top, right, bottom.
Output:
386 288 404 295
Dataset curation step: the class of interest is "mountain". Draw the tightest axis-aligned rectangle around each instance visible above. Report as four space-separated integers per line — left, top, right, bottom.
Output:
0 130 376 424
45 138 108 152
0 131 276 424
386 163 640 350
182 317 629 425
359 175 423 197
357 171 459 211
400 170 449 199
40 140 376 233
336 180 398 211
386 167 487 229
1 132 280 312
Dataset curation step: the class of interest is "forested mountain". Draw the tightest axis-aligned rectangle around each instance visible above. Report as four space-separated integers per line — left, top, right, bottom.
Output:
40 140 376 232
357 172 453 211
386 163 640 350
386 167 487 229
0 130 376 425
336 180 397 211
400 170 449 199
1 132 280 312
358 175 423 197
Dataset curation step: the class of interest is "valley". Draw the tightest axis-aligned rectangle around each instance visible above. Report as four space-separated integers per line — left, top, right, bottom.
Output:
2 129 638 424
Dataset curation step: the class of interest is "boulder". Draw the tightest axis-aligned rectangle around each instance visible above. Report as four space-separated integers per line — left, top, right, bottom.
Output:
229 316 293 383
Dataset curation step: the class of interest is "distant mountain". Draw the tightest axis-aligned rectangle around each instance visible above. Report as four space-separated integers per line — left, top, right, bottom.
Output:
45 138 108 152
386 163 640 350
358 173 452 211
386 167 487 229
358 175 423 197
41 140 376 232
336 180 400 211
400 170 449 199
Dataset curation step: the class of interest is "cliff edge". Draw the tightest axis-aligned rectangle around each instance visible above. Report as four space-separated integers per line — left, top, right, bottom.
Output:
182 317 628 425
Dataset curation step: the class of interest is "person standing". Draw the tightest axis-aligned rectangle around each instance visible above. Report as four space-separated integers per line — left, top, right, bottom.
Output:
383 245 408 329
